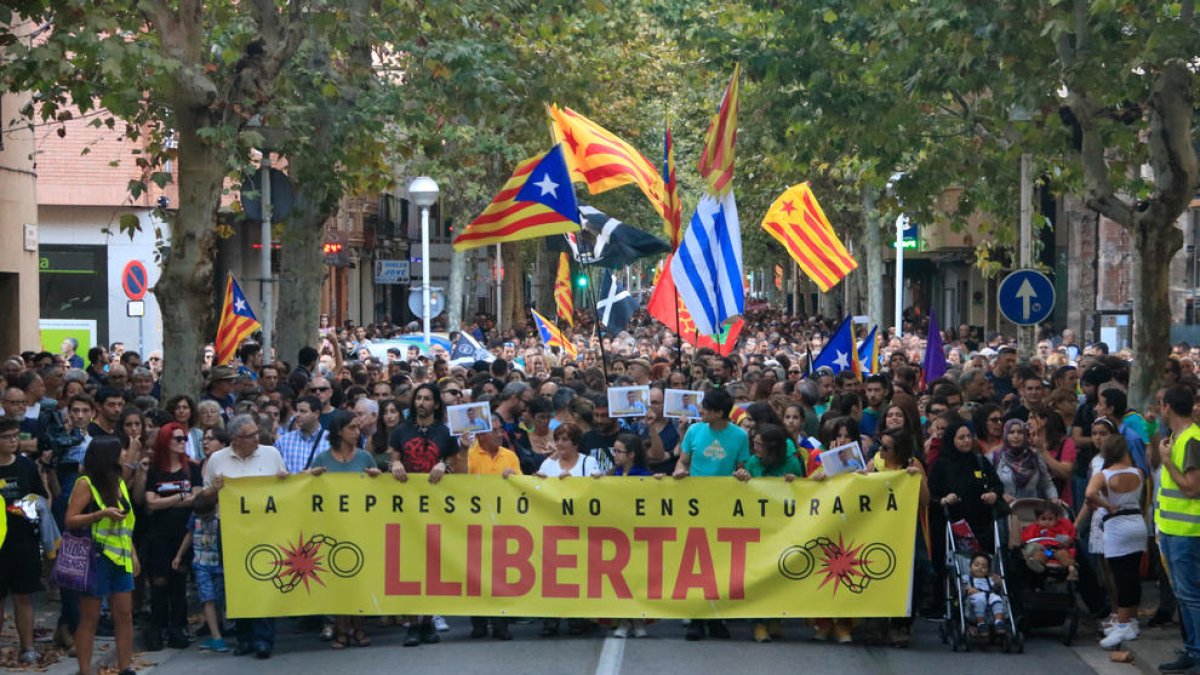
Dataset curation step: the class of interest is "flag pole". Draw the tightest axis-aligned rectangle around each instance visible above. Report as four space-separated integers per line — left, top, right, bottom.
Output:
583 258 610 385
576 210 609 384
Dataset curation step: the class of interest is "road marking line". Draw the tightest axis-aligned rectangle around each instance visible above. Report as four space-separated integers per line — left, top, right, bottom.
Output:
594 636 626 675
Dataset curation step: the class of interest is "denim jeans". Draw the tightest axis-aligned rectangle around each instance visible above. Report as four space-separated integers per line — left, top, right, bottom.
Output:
235 618 275 652
1159 533 1200 657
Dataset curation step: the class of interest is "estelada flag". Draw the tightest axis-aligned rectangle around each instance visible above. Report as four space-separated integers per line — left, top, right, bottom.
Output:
453 144 580 251
554 252 574 327
215 274 261 365
530 308 577 359
697 64 740 198
547 104 669 229
760 182 857 292
647 253 743 357
663 113 683 249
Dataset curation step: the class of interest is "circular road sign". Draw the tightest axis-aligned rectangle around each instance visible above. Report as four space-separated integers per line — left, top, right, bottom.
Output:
122 260 149 301
997 269 1055 326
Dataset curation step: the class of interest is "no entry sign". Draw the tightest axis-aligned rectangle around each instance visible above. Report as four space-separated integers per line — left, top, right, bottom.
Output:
122 260 148 301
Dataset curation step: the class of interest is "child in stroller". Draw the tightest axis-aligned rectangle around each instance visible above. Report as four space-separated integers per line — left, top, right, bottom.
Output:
1019 504 1078 580
962 553 1009 636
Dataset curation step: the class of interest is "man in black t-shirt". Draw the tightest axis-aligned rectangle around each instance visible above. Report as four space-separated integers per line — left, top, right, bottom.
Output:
0 417 48 664
87 387 124 439
385 383 454 647
387 383 456 481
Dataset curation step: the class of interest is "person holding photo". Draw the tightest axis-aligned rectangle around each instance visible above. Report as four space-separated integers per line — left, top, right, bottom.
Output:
466 414 519 641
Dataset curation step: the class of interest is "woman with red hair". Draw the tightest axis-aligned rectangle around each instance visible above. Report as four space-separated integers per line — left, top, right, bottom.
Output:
141 422 203 652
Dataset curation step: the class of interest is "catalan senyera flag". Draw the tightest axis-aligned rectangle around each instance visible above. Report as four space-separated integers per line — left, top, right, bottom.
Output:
452 144 580 251
697 64 740 197
663 114 682 249
554 252 574 327
761 182 858 292
530 308 577 359
215 274 260 365
547 104 668 226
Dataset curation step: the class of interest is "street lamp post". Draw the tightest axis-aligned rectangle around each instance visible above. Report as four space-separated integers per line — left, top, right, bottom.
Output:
408 177 439 345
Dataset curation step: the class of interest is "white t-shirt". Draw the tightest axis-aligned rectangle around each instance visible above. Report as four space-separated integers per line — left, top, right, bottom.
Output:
538 454 599 478
203 445 287 483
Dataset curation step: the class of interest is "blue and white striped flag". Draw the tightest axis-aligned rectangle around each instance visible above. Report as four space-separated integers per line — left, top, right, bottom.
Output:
669 192 745 338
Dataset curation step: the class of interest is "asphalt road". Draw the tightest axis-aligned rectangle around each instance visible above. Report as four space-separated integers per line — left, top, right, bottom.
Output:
125 615 1126 675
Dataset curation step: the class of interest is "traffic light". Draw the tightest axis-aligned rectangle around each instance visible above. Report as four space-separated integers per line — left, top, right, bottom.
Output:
575 272 588 288
323 232 349 267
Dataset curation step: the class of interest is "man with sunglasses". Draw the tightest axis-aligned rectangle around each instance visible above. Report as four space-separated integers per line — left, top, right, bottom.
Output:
307 377 337 428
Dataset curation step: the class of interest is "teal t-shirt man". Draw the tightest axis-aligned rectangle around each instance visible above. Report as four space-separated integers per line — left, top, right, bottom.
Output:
675 388 750 477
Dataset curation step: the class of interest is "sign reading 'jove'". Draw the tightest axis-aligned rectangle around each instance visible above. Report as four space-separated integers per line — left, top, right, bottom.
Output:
221 473 919 619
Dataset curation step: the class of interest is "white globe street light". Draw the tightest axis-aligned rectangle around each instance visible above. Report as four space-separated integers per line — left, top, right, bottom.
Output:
408 177 439 346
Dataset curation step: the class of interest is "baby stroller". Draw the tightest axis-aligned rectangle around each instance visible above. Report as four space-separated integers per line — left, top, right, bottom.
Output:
938 507 1023 653
1006 498 1079 646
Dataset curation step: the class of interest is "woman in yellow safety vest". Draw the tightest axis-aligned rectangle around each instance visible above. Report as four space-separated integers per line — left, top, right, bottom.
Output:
65 436 140 675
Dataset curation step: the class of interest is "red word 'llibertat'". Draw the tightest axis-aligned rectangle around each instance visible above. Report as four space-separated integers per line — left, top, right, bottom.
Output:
383 524 759 601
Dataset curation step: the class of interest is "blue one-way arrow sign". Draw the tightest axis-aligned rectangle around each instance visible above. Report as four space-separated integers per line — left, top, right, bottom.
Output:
998 269 1055 326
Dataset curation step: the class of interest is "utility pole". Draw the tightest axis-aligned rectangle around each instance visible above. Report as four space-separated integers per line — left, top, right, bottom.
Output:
1018 153 1036 359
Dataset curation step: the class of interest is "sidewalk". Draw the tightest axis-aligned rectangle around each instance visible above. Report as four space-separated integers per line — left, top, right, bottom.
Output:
0 589 122 675
1075 579 1190 675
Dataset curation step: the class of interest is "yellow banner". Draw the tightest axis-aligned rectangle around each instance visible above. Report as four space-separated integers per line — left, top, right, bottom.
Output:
221 473 919 619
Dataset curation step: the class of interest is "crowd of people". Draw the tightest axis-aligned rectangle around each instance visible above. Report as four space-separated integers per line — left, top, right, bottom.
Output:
1 307 1198 675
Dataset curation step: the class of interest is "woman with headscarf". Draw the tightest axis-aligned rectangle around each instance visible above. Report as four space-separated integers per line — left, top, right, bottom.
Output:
929 418 1004 561
991 418 1057 503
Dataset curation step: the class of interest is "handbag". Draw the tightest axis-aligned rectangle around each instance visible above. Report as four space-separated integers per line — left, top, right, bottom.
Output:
51 529 99 595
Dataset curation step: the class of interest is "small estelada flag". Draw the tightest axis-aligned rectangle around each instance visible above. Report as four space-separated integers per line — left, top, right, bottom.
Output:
697 64 740 197
761 182 858 292
554 252 574 327
530 308 577 359
215 274 261 365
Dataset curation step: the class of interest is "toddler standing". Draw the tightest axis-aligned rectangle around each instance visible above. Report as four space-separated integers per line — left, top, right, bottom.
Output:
172 500 227 652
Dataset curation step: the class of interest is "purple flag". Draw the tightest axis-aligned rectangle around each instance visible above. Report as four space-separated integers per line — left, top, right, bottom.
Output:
923 309 948 386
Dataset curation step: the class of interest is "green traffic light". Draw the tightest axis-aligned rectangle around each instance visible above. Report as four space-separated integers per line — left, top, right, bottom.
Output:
575 274 588 288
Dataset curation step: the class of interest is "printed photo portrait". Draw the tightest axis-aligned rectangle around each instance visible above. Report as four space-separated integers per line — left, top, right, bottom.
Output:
819 442 866 477
447 402 493 436
607 385 651 418
663 389 705 420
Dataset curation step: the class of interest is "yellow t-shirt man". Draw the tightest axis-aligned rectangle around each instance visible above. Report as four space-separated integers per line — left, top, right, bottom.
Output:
467 442 521 475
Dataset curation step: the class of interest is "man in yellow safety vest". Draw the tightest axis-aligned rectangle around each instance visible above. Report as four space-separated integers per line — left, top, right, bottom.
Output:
1155 386 1200 675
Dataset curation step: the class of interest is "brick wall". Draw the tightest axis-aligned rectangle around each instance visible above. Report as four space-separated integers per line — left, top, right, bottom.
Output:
35 106 176 208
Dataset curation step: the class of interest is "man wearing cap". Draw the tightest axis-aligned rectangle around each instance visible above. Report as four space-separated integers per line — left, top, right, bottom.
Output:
627 359 652 387
201 365 238 419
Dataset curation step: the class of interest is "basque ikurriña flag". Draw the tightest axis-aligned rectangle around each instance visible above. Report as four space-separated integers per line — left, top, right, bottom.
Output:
215 274 260 365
